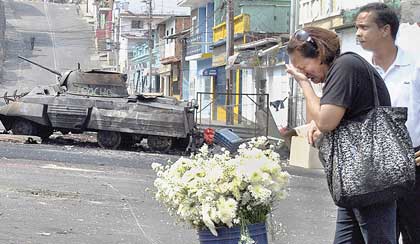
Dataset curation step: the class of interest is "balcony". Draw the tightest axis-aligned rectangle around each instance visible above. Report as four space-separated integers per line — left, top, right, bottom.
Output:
132 43 161 62
186 33 203 57
213 14 250 42
186 33 212 58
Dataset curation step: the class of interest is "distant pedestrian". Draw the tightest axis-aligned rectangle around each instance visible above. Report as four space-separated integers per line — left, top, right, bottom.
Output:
29 37 35 50
356 3 420 244
76 3 80 15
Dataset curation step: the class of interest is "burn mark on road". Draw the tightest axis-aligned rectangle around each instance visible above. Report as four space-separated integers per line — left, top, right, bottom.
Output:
16 188 80 199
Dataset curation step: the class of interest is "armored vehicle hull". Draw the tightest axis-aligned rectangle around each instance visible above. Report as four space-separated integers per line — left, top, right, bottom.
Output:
0 92 195 151
0 57 197 151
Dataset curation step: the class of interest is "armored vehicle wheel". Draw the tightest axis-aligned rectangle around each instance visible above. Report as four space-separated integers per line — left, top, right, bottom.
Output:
173 137 189 150
38 127 53 140
12 119 38 136
147 136 172 152
97 131 121 149
120 133 135 148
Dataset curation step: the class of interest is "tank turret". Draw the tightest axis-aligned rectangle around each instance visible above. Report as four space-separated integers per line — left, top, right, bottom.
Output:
18 56 128 97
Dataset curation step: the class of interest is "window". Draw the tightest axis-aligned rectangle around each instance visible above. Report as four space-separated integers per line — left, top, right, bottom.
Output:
99 14 106 29
299 0 321 24
131 20 143 29
191 16 198 35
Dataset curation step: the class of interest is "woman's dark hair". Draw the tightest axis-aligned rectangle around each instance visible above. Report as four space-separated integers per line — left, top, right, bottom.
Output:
357 3 399 40
287 27 341 66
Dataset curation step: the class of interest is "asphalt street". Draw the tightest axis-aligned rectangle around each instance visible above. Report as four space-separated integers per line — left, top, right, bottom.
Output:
0 139 336 244
1 0 98 94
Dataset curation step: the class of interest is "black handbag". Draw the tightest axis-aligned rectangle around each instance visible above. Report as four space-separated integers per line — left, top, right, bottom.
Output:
317 53 416 208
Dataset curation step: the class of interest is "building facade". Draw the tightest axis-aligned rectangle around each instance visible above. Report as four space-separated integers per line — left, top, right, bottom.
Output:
129 28 161 94
178 0 215 118
158 16 191 99
211 0 290 126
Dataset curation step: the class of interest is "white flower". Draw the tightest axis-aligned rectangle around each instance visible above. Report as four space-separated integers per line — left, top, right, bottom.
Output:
151 163 162 171
152 137 290 236
202 204 217 236
248 184 272 204
198 144 209 156
216 197 238 227
206 164 223 183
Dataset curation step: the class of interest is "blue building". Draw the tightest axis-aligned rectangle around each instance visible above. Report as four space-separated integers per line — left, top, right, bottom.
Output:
129 29 161 94
177 0 214 118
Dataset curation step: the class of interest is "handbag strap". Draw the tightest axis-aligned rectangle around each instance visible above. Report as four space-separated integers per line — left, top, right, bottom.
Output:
341 52 380 107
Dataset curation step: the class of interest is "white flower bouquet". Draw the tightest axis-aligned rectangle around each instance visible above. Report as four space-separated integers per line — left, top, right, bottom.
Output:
152 136 290 241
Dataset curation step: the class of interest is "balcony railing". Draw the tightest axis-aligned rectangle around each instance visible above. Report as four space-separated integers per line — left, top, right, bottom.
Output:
186 33 212 57
131 42 161 60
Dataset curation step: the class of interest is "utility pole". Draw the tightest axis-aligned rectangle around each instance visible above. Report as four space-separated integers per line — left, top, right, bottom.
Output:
180 36 187 100
115 9 120 72
226 0 234 125
147 0 153 92
288 0 299 127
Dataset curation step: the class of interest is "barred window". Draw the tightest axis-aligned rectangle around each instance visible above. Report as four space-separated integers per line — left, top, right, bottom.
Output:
131 20 143 29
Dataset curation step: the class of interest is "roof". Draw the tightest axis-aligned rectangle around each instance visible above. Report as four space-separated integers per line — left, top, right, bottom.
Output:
160 56 180 64
234 37 280 51
155 15 192 25
121 33 147 39
119 11 172 19
164 29 190 39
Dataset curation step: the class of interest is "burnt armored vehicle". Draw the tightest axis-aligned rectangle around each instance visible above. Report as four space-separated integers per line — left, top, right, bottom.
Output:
0 56 197 151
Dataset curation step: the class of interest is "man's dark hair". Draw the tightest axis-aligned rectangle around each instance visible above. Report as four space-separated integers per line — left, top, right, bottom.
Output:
358 2 400 40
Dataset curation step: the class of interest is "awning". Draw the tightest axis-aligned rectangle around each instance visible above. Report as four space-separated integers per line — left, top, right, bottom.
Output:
160 56 180 65
159 64 171 74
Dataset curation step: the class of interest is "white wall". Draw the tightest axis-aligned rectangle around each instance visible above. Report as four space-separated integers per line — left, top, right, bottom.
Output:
195 69 212 119
397 23 420 55
161 75 170 96
241 69 257 123
299 0 322 25
86 0 96 17
299 0 385 25
241 67 290 128
164 19 176 58
189 60 198 100
268 66 289 129
120 18 131 37
336 0 383 10
119 37 128 71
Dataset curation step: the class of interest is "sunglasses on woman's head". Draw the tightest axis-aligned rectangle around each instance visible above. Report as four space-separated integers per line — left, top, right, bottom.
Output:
293 29 317 49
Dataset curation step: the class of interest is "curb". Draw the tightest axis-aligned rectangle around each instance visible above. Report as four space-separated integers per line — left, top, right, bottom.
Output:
0 134 41 144
284 165 326 178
